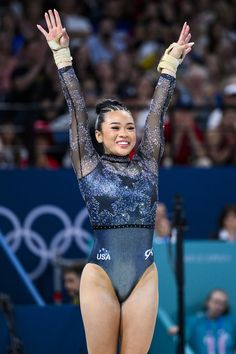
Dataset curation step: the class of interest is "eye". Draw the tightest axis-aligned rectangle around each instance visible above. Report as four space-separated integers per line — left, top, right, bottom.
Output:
128 127 135 130
111 126 119 130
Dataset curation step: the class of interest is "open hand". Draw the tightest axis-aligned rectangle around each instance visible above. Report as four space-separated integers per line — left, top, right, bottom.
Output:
37 9 69 48
170 22 194 60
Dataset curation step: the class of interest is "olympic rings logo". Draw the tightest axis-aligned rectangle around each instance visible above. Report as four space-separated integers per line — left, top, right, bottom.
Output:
0 205 92 280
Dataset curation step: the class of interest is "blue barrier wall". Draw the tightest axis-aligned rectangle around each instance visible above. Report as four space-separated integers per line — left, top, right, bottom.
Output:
0 233 44 305
0 167 236 302
150 242 236 353
0 305 87 354
1 242 235 354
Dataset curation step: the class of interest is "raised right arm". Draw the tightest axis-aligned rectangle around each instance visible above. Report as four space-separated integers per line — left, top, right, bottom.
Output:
37 9 99 179
58 65 99 179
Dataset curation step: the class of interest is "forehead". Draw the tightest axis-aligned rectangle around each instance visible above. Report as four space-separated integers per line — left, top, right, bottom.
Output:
104 110 134 124
210 291 228 301
225 211 236 218
157 204 167 213
64 271 79 279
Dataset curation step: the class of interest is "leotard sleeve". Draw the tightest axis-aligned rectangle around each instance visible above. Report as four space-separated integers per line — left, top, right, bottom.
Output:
58 66 99 179
136 74 176 174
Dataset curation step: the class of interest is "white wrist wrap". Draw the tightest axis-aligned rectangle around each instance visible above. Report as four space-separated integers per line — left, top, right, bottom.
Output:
157 42 184 74
52 47 72 66
48 34 72 67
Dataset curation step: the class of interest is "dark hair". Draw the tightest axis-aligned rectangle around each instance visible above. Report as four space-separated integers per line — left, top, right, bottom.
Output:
62 261 86 276
219 205 236 229
203 288 230 315
95 99 131 131
89 99 132 155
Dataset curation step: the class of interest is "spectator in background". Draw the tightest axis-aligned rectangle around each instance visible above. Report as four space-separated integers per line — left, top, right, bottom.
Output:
63 261 86 305
179 64 214 130
153 203 172 244
0 122 28 168
206 109 236 165
169 289 236 354
40 59 65 123
213 205 236 242
220 109 236 164
2 0 236 168
206 86 236 166
133 75 155 141
181 65 212 107
206 128 231 166
86 17 127 65
10 38 48 105
17 2 43 41
94 60 117 98
73 44 94 82
114 52 137 101
163 101 210 166
0 31 18 102
207 84 236 131
34 132 59 169
58 0 92 48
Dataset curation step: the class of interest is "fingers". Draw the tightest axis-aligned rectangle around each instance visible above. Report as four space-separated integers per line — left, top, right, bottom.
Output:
62 28 69 40
54 9 63 29
186 33 191 44
48 9 56 28
45 12 52 31
36 24 49 38
183 42 194 57
179 22 187 41
184 47 192 56
178 22 191 45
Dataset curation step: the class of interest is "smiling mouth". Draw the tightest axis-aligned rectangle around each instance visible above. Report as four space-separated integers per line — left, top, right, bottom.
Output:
116 141 129 145
116 141 130 148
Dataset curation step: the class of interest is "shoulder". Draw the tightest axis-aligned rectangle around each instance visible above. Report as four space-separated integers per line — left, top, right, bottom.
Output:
187 312 206 326
224 314 236 327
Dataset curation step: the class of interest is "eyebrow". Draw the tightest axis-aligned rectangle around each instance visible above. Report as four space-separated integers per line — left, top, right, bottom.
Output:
109 122 134 125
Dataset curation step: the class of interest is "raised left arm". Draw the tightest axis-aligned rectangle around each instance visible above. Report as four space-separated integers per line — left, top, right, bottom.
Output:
136 74 175 173
136 22 194 174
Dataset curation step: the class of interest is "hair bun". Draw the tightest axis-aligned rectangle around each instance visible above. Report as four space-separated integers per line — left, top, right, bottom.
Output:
96 99 124 115
95 102 104 115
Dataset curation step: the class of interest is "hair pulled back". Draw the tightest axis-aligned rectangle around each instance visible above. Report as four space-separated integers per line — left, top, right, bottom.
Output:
203 288 230 315
219 205 236 229
95 99 130 131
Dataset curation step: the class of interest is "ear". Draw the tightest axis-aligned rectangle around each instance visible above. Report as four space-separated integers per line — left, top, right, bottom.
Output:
95 129 103 143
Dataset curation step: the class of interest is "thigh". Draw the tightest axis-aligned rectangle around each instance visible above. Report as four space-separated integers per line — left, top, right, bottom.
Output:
80 263 121 354
120 263 159 354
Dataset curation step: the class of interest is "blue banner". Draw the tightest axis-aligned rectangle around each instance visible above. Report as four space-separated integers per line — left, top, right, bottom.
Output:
0 167 236 302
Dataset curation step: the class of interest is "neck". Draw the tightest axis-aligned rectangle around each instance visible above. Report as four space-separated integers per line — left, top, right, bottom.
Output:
104 152 129 157
102 152 130 163
228 228 236 238
206 312 220 320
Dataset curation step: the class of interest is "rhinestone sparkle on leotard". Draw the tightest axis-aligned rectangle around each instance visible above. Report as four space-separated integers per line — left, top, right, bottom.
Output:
58 66 176 229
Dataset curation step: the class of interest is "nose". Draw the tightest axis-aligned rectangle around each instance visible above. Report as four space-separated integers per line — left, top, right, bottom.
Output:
118 128 128 137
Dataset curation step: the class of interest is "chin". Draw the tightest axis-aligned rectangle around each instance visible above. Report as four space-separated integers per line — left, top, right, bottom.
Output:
112 150 130 156
116 150 130 156
112 146 134 156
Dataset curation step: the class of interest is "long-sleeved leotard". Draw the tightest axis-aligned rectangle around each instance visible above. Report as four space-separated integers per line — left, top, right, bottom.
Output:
59 66 175 302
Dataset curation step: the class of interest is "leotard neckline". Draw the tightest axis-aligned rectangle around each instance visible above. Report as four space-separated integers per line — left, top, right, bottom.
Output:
101 153 131 163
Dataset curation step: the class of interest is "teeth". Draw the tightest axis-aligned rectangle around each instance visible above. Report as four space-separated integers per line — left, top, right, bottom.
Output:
117 142 128 145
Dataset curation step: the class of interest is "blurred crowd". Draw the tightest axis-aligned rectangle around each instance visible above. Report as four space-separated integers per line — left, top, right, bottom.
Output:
154 203 236 243
0 0 236 168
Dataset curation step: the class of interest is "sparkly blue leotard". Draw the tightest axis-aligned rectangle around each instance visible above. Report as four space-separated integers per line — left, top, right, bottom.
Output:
59 66 175 303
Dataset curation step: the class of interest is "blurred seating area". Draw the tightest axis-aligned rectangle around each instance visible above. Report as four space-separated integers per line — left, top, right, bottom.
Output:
0 0 236 168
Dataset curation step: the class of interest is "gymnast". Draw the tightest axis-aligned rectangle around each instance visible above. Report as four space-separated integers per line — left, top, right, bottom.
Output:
37 9 193 354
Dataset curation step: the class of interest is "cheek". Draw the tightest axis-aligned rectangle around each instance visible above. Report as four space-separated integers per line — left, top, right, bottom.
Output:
103 129 117 142
103 131 116 143
131 131 137 144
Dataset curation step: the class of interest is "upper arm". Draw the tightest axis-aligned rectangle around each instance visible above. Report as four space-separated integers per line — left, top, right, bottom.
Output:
58 66 99 179
136 74 176 173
